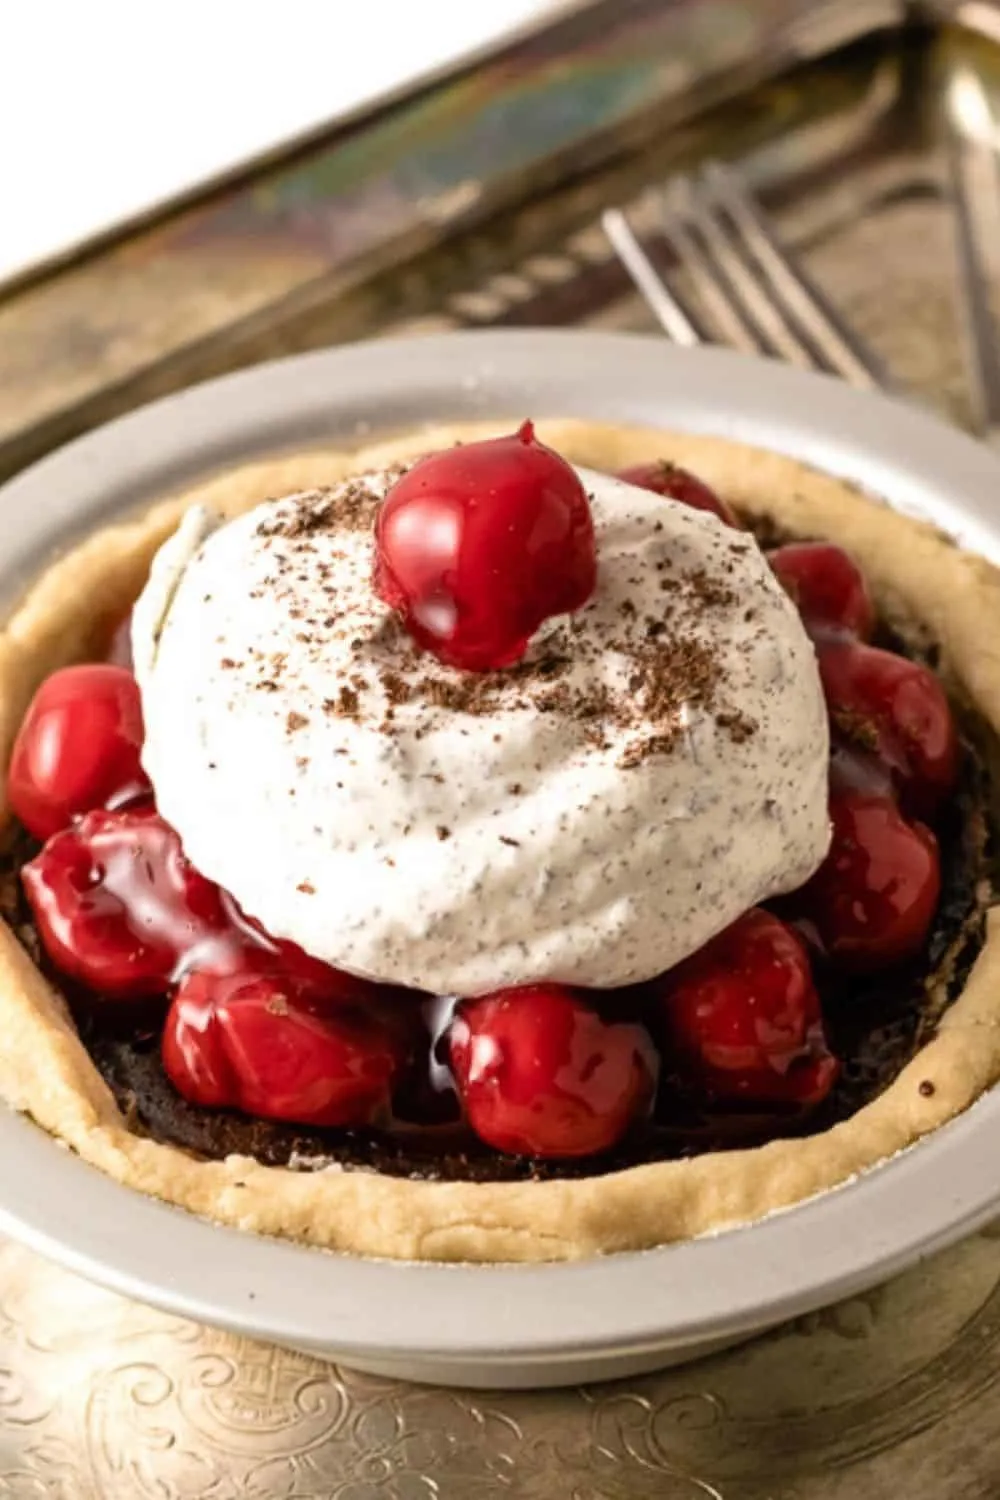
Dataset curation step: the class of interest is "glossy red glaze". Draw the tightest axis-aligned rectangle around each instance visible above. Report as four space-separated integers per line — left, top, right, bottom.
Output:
798 790 941 972
162 969 404 1127
228 907 378 1002
651 908 837 1107
21 806 232 997
828 742 896 800
22 805 379 1005
768 542 875 640
818 639 959 815
8 664 150 840
448 984 655 1158
374 421 596 671
615 461 739 527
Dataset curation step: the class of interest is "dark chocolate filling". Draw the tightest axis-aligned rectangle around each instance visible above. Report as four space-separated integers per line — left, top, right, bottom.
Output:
0 522 993 1183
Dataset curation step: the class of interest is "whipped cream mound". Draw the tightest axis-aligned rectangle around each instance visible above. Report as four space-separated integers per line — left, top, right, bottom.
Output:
133 465 830 994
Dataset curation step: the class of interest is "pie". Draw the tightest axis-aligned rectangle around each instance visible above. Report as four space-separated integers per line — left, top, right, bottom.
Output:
0 417 997 1265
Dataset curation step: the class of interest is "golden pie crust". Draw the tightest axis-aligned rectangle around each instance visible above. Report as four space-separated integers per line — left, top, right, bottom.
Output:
1 418 999 1265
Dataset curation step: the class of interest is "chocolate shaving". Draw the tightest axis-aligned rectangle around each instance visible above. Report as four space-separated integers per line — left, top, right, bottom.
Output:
325 686 360 720
684 566 737 610
236 466 770 771
254 478 396 541
715 709 757 744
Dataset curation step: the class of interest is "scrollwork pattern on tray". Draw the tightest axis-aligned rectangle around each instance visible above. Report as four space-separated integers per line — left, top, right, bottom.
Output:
0 1230 1000 1496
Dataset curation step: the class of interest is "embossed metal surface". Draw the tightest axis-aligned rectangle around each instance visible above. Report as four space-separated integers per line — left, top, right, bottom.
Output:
4 10 1000 1497
1 1226 1000 1496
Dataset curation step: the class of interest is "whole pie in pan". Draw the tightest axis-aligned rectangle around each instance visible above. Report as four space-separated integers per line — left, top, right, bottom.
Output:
0 418 997 1264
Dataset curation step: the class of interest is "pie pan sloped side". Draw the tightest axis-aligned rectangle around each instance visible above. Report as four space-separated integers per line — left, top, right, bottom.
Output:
0 330 998 1388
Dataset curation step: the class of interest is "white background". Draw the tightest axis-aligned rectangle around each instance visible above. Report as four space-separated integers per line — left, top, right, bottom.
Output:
0 0 564 287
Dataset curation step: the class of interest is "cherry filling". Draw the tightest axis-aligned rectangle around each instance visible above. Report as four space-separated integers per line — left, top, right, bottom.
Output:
9 664 149 839
3 437 978 1172
20 803 377 1003
768 542 875 641
817 639 959 817
794 791 942 972
163 971 407 1128
22 806 231 997
449 985 656 1158
648 908 837 1107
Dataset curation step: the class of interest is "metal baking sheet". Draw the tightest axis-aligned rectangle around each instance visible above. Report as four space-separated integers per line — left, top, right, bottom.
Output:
425 23 999 437
4 10 1000 1498
0 0 901 483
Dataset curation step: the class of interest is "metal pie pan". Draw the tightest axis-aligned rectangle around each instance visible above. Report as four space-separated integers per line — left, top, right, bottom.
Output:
0 330 998 1390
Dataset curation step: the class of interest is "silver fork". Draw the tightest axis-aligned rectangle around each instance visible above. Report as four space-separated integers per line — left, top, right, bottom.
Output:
602 160 887 391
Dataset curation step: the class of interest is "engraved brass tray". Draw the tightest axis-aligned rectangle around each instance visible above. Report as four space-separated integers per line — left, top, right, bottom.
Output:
4 1 1000 1492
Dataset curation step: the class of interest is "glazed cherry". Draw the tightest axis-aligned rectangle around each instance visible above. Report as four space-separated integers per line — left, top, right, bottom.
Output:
828 742 895 800
163 969 405 1127
768 542 875 640
817 640 959 815
615 461 739 528
374 421 596 671
448 984 655 1158
8 664 150 840
22 804 380 1006
21 806 232 997
650 908 837 1108
797 790 941 972
228 907 378 1003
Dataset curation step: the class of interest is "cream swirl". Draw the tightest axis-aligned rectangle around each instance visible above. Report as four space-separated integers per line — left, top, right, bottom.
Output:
132 466 830 994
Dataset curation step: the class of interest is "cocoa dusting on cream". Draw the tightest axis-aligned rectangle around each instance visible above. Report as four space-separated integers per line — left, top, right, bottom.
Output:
135 467 828 994
242 484 761 767
254 474 401 541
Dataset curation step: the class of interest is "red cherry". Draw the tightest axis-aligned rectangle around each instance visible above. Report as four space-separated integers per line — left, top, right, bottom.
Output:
21 806 232 997
448 984 655 1158
768 542 874 640
817 640 959 815
797 790 940 972
374 422 596 671
229 908 390 1006
22 804 385 1009
8 665 150 840
163 969 404 1127
615 461 739 528
650 909 837 1108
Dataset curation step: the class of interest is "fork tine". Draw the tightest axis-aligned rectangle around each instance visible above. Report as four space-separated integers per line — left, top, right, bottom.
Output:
603 172 882 392
943 67 1000 445
647 195 758 356
700 162 886 391
600 208 703 347
662 178 814 369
